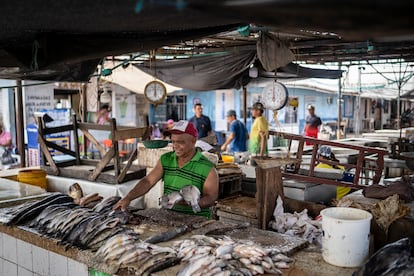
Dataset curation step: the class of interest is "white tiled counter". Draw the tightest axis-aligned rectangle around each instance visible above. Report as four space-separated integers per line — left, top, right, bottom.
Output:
0 225 102 276
0 168 140 276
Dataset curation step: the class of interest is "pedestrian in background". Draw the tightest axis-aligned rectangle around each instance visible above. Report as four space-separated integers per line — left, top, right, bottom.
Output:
303 104 322 145
97 104 111 125
221 110 249 153
189 103 213 139
248 102 269 158
0 120 12 148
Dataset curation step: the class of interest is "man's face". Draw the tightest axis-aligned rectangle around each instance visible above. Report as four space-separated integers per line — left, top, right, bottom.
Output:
226 115 233 123
171 133 196 157
308 108 315 115
194 105 203 117
252 108 261 118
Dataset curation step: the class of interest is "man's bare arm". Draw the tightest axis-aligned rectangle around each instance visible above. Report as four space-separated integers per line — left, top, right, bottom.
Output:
113 160 164 211
259 131 266 157
221 132 235 151
198 168 219 209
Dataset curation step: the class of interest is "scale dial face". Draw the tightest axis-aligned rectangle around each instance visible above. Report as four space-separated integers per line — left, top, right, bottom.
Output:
144 80 167 105
262 81 289 110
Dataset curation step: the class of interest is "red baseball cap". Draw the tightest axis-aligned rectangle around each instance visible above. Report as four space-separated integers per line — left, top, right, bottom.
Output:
167 120 198 138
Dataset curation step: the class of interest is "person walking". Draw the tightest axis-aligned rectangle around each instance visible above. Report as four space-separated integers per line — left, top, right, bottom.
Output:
248 102 269 158
304 104 322 145
189 103 213 139
221 110 249 153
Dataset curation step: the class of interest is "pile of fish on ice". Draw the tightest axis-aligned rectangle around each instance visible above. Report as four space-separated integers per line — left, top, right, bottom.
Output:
3 191 131 251
96 233 181 275
94 231 294 275
269 196 323 245
1 184 295 275
173 234 293 276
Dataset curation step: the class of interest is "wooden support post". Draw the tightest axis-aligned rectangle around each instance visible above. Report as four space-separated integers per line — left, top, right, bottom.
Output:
254 158 284 230
110 118 120 178
72 114 81 165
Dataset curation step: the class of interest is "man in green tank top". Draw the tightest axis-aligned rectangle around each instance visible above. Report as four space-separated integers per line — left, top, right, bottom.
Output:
113 120 219 218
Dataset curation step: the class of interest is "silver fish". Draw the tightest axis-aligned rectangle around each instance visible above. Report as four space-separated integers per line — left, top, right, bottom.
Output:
180 185 201 213
88 227 125 251
135 252 179 276
93 196 121 213
159 191 183 209
177 255 215 276
96 233 139 257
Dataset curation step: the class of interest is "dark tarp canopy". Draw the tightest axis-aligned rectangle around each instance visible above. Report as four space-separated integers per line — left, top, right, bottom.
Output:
134 47 343 91
135 48 257 91
1 0 413 82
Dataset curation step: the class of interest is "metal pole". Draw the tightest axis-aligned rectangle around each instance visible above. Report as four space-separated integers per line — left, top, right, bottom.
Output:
15 80 26 167
337 62 342 139
243 86 247 125
397 60 402 130
356 66 365 136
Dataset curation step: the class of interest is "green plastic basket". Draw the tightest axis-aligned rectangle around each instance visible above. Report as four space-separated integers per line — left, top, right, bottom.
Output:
89 268 110 276
142 139 169 149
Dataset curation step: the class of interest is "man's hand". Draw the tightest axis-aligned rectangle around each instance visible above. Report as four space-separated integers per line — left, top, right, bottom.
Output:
112 197 131 212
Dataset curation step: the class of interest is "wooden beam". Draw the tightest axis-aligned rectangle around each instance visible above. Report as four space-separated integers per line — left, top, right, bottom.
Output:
88 147 115 181
37 135 59 175
81 129 106 157
117 148 138 183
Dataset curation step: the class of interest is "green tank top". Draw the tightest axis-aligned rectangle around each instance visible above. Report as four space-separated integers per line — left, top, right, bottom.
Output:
160 150 214 218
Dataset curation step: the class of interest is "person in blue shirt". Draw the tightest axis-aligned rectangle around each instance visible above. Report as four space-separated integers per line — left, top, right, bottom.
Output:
221 110 249 153
189 103 213 139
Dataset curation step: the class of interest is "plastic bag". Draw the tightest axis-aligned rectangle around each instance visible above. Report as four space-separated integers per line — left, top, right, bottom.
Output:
1 148 15 165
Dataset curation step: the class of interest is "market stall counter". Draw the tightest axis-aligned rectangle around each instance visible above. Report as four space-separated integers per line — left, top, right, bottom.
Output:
0 200 359 276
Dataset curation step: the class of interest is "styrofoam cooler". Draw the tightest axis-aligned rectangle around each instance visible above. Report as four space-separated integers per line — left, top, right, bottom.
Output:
321 207 372 267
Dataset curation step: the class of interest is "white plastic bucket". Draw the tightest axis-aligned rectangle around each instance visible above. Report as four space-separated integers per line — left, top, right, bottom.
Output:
321 207 372 267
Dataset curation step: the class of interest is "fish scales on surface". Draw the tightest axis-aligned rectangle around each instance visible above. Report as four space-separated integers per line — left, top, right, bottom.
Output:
80 217 122 247
59 211 95 238
87 226 127 251
59 214 101 246
6 193 73 225
54 208 92 234
102 238 140 263
42 209 74 235
106 209 131 224
28 204 72 229
71 214 109 248
134 252 180 276
115 244 150 266
96 233 179 273
95 232 140 258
